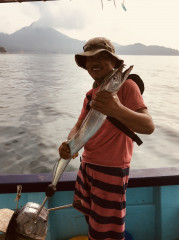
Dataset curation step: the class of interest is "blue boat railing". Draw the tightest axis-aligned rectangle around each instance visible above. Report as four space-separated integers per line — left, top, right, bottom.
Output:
0 167 179 194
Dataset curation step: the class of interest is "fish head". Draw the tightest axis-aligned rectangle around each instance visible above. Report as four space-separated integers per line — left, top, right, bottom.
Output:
122 65 134 82
100 65 133 93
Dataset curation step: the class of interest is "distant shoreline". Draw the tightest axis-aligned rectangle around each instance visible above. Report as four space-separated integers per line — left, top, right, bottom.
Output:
1 52 179 56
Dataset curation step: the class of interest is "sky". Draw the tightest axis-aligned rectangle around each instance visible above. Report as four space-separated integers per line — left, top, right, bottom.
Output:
0 0 179 50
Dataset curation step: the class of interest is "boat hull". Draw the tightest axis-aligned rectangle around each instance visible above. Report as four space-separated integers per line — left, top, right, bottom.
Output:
0 168 179 240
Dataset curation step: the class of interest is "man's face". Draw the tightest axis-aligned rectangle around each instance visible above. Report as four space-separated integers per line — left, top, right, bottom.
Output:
85 52 116 85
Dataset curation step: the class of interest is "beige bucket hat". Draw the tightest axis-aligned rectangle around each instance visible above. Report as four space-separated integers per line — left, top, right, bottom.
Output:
75 37 124 70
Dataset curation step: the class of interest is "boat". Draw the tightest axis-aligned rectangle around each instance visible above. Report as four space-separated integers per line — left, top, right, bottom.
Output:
0 167 179 239
0 0 179 239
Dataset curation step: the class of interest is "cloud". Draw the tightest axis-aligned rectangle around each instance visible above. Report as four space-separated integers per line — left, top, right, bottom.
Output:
32 0 122 33
33 1 87 30
0 3 40 34
38 0 126 41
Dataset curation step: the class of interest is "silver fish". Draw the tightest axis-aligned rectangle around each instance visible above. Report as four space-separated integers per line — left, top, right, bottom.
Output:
52 64 133 186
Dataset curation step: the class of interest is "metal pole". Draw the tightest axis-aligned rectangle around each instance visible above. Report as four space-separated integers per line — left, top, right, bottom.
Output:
34 196 48 221
48 204 73 212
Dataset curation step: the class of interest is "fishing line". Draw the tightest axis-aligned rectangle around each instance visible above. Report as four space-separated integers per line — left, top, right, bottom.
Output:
100 0 116 9
100 0 127 10
101 0 103 9
121 0 127 11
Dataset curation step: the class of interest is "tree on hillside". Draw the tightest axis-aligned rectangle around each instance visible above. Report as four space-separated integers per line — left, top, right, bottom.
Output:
0 47 6 53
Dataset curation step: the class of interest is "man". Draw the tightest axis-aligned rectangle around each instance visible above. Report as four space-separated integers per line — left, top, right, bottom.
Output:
59 37 154 240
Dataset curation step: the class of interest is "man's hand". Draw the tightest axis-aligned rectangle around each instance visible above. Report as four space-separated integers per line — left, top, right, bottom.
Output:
59 141 78 160
91 91 123 117
91 91 154 135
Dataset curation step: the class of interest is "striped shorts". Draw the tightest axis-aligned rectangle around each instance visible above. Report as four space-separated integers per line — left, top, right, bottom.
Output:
73 162 130 240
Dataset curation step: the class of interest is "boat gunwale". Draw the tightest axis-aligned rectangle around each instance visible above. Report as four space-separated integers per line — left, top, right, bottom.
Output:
0 167 179 194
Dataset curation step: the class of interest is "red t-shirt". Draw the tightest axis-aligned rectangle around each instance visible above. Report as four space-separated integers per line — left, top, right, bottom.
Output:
78 79 147 168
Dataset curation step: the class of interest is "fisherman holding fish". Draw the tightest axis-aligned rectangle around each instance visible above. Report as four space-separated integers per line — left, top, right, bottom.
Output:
59 37 154 240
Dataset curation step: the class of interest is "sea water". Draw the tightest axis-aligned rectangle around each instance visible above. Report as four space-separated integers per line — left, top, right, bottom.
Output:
0 54 179 174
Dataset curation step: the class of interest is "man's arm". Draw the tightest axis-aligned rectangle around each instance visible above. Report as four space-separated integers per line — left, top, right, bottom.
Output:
118 107 155 134
59 119 83 159
91 91 155 135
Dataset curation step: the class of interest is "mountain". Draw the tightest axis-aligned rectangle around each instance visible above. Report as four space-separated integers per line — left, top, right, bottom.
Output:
115 43 179 56
0 23 84 53
0 24 179 55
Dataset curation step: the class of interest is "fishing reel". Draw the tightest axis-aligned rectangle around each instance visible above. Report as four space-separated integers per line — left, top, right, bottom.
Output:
0 184 75 240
